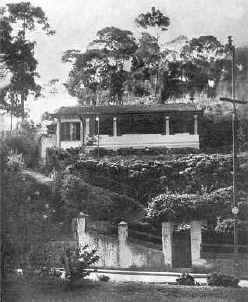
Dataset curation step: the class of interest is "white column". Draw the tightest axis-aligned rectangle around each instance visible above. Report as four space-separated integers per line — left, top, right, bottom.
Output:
76 212 88 248
56 118 61 148
118 221 129 267
194 115 198 135
80 120 84 145
162 222 174 267
165 116 170 135
85 118 90 137
190 220 202 266
113 117 117 136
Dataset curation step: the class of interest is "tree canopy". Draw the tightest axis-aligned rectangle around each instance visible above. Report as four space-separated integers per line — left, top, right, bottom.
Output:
0 2 54 119
63 7 236 105
135 6 170 34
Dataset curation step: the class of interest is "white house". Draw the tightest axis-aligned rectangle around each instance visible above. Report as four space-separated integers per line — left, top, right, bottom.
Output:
41 103 202 159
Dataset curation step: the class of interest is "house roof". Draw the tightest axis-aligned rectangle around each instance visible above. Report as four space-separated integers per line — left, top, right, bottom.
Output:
54 103 202 118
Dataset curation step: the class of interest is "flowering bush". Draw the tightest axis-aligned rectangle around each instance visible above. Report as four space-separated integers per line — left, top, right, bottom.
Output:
146 187 237 223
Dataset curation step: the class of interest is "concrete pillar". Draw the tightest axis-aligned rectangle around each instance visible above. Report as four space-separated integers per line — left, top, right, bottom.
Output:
56 118 61 148
118 221 128 244
165 116 170 135
194 115 198 135
162 222 174 267
190 220 202 265
85 118 90 137
75 212 88 248
118 221 129 267
113 117 117 136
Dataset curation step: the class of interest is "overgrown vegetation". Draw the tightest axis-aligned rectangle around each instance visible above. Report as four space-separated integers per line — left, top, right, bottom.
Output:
1 139 61 275
176 273 196 286
207 273 239 288
61 246 99 285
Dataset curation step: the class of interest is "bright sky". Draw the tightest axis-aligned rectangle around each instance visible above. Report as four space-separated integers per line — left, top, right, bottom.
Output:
2 0 248 124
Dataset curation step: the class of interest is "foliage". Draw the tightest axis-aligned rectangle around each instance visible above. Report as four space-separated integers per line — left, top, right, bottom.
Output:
2 165 58 272
207 273 239 287
57 173 143 224
63 27 137 105
135 7 170 33
4 120 39 167
176 273 196 286
5 134 38 167
146 186 248 224
61 245 99 283
98 274 110 282
91 26 137 61
0 1 54 118
62 6 248 104
46 147 81 172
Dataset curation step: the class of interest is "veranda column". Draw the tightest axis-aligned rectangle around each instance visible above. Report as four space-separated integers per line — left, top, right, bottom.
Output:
194 115 198 135
113 117 117 136
80 120 84 145
85 118 90 137
165 116 170 135
190 220 202 266
162 221 174 268
56 118 61 148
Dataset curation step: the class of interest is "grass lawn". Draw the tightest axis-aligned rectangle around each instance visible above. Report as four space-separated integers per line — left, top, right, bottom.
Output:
3 278 248 302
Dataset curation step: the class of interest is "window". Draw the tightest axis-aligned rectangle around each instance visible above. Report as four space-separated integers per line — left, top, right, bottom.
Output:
60 122 80 141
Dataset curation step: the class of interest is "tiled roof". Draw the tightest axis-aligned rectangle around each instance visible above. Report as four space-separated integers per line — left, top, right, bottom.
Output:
54 103 201 117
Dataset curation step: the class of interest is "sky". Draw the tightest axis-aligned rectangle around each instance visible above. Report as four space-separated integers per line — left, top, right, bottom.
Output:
1 0 248 124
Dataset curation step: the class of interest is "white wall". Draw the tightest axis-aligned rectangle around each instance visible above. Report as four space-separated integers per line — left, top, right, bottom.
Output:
97 133 200 149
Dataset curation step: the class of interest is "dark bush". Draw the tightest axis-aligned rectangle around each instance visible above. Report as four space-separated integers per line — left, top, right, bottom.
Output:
207 272 239 287
98 274 110 282
59 174 143 223
176 273 196 286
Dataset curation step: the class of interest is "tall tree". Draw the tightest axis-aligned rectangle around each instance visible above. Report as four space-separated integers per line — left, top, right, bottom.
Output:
63 27 137 105
90 26 137 64
135 7 170 39
0 2 54 120
135 7 170 96
180 35 227 98
63 48 111 105
129 32 160 97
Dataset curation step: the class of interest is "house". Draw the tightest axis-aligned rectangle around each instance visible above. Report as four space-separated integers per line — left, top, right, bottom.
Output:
41 103 202 159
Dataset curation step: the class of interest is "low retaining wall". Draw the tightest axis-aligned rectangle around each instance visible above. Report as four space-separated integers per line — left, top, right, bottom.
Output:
72 215 248 277
73 216 165 270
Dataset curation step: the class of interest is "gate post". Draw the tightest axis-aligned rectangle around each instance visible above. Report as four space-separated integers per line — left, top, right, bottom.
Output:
190 220 203 266
162 221 174 268
74 212 88 248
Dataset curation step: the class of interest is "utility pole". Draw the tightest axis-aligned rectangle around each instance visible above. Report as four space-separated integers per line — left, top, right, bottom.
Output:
96 116 100 160
220 36 247 275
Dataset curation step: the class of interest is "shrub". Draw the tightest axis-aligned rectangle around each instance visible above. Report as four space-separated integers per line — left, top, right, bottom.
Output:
145 186 239 224
98 274 110 282
176 273 196 286
61 245 99 283
207 272 239 287
59 174 143 223
5 134 38 168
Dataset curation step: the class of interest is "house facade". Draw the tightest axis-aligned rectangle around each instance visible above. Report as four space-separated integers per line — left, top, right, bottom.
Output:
41 103 202 159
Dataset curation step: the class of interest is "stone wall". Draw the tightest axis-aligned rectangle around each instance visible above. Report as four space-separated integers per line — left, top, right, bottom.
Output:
72 215 248 277
73 215 165 270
